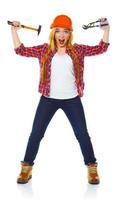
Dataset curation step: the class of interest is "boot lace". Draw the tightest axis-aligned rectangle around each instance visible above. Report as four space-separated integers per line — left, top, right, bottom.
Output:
88 164 97 174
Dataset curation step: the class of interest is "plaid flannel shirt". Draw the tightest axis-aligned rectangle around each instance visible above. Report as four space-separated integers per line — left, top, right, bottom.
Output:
15 40 109 97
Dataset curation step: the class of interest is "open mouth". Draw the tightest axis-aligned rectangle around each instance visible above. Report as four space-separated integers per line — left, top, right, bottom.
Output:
59 39 65 45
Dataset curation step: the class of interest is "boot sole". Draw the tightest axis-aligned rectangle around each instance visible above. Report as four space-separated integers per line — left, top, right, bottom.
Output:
17 175 32 184
88 181 100 185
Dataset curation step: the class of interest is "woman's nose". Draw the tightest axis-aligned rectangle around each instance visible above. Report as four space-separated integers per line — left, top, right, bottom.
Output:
59 33 65 38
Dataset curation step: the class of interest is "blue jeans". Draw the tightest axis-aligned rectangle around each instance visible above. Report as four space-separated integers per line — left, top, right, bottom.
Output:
23 95 96 165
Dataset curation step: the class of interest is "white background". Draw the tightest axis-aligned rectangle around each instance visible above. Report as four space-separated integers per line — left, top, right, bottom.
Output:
0 0 123 199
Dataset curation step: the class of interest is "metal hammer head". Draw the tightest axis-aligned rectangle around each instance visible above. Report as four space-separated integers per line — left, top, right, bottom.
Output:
37 25 41 35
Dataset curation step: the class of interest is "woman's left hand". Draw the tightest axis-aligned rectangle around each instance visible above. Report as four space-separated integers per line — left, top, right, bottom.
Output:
99 18 110 30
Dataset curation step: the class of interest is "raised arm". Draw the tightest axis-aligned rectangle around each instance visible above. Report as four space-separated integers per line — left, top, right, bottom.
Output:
11 21 22 48
74 18 110 57
10 21 47 58
100 18 110 43
85 18 110 56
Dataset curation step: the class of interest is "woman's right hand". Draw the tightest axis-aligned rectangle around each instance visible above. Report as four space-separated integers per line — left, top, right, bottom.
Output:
11 21 21 31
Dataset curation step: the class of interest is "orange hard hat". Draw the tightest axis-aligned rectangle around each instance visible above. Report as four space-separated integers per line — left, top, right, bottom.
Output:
50 14 73 31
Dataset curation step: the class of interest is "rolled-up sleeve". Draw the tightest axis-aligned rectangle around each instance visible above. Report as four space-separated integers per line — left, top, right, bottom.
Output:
15 43 48 59
74 40 110 57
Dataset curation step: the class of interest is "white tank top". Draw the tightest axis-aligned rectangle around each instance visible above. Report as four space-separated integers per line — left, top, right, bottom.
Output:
47 52 78 99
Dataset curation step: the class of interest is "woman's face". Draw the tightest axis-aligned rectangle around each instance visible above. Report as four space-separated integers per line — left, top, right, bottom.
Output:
54 27 70 48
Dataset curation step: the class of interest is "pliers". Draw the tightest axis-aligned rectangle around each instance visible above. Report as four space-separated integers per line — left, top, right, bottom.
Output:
82 18 109 29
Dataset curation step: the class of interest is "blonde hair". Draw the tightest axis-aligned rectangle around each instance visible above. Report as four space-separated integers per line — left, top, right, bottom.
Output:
41 28 80 85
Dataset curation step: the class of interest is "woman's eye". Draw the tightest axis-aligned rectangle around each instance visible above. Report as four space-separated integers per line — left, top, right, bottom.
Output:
55 30 60 33
55 29 69 34
64 30 69 33
64 31 69 34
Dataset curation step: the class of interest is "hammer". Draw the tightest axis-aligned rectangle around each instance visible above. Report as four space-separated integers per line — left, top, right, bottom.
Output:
7 21 41 35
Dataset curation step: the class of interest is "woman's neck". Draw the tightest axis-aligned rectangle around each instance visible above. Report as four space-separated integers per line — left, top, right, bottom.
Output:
57 47 66 55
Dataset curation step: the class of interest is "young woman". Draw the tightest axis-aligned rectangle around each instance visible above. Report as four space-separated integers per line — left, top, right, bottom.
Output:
11 14 110 184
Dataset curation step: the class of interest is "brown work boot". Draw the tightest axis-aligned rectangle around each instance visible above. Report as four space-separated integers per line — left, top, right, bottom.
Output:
87 163 100 184
17 162 32 184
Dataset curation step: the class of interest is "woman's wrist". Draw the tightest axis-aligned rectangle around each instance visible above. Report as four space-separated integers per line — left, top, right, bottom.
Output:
11 26 18 32
104 27 110 31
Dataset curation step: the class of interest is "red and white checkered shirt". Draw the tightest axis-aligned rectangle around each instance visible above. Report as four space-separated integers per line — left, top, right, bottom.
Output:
15 40 109 97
